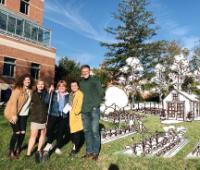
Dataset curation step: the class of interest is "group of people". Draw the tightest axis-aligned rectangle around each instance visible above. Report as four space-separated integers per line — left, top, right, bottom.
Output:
4 65 104 162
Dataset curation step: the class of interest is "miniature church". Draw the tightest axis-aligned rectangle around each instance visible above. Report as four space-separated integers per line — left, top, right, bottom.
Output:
163 89 200 121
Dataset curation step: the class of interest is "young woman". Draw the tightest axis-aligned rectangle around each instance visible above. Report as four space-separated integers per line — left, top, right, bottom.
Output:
26 80 48 160
43 80 70 155
4 74 33 159
69 81 84 155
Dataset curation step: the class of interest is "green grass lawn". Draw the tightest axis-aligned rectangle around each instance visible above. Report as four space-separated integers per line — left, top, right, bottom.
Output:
1 112 200 170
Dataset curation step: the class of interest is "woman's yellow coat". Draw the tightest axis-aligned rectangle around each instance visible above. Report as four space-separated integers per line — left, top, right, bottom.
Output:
69 90 84 133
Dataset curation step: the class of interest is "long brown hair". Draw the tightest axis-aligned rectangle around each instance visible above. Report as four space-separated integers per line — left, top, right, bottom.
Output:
14 74 34 89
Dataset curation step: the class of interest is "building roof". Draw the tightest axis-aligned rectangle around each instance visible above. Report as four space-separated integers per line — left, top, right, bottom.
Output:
165 89 200 102
176 90 199 102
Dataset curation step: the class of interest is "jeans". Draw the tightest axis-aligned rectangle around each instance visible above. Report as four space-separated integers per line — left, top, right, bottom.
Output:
82 107 100 155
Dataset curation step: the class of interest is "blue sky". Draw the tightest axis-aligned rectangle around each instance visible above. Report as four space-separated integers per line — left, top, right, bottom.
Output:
43 0 200 67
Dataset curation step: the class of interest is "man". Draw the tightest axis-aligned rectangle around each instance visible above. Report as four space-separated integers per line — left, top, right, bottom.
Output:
79 65 104 160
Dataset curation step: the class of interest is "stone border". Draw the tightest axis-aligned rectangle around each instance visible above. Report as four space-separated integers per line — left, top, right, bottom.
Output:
101 131 136 144
186 142 200 159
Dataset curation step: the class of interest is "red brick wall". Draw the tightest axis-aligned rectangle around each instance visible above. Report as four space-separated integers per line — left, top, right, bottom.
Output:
0 56 4 76
3 0 44 25
0 44 56 86
0 34 56 54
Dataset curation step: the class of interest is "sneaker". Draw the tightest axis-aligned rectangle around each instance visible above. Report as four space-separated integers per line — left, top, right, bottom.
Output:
43 143 53 152
55 148 62 155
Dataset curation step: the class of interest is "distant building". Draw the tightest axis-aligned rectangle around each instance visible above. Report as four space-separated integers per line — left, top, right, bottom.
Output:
0 0 56 102
163 89 200 121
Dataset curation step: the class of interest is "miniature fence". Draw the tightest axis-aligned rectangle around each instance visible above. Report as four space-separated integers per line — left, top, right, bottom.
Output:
122 128 187 158
133 102 166 116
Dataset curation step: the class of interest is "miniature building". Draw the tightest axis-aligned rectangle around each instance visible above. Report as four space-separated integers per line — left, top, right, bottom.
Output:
163 89 200 120
0 0 56 102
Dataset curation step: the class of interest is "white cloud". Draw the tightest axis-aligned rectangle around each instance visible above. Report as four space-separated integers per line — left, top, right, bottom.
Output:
170 26 189 36
45 0 115 43
72 53 93 64
161 18 189 37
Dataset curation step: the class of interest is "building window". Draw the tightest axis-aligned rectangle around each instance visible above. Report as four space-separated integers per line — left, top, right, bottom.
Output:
20 0 29 15
8 16 16 33
16 19 24 36
24 21 31 38
172 93 179 101
0 0 5 5
3 57 15 77
0 11 7 30
31 63 40 80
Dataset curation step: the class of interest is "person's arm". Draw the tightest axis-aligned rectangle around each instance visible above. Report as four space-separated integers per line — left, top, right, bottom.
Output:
4 89 20 123
29 92 35 115
71 92 84 115
44 92 51 104
44 85 55 103
95 78 104 101
47 92 55 115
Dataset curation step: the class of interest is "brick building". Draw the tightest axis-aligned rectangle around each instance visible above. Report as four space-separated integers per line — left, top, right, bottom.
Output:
0 0 56 102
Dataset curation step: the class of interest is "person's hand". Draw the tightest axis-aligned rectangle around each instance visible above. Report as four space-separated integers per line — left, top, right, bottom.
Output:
69 105 72 112
49 84 55 94
10 115 18 124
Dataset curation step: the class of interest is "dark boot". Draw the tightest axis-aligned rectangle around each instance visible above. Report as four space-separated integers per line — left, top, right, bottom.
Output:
92 153 99 161
15 148 21 159
42 151 50 161
81 153 93 159
35 151 42 163
8 150 15 160
69 149 78 157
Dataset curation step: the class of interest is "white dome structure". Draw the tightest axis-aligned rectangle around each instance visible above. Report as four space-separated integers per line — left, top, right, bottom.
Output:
101 86 129 114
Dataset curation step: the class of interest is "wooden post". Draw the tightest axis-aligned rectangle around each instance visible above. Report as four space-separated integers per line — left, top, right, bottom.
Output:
150 102 152 113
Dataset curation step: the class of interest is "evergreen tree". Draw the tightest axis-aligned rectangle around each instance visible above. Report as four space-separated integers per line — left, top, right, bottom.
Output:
55 57 81 85
101 0 164 77
190 43 200 72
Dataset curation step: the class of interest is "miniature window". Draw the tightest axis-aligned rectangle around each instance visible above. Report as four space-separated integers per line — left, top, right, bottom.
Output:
172 93 179 101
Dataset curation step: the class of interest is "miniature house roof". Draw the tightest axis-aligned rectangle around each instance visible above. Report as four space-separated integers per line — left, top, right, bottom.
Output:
177 90 199 102
165 89 199 102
